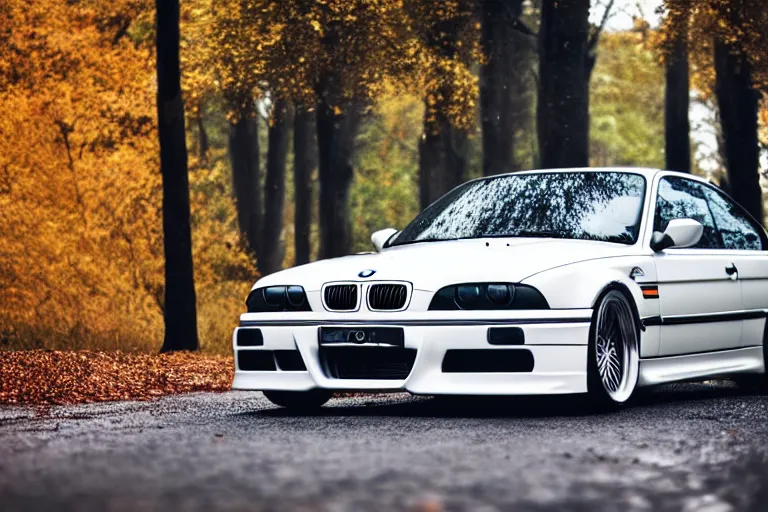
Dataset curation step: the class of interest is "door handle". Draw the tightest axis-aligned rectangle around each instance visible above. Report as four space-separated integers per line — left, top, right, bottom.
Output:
725 263 738 280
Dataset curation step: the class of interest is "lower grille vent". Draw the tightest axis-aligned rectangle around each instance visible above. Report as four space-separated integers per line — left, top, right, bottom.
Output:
441 349 534 373
320 347 417 380
237 351 276 371
324 284 358 311
237 350 306 372
368 284 408 310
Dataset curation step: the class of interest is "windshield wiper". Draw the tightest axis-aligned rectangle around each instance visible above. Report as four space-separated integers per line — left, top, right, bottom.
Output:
389 237 459 247
514 230 561 238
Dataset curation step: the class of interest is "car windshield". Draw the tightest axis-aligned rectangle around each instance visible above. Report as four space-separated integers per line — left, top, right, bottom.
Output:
390 172 646 247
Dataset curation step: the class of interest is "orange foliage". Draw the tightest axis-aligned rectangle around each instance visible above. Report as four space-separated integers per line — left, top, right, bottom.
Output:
659 0 768 102
0 0 252 353
409 0 480 133
0 350 233 404
761 105 768 149
658 0 768 169
190 0 477 129
205 0 425 112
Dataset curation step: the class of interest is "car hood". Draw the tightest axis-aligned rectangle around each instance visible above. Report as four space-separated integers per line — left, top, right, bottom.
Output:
256 238 635 292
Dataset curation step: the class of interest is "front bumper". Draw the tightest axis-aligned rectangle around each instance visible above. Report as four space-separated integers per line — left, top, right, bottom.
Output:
232 310 592 395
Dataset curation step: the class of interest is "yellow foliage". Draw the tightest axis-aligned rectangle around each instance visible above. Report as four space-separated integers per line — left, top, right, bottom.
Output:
191 0 476 129
659 0 768 100
407 0 480 133
761 99 768 148
1 0 252 353
658 0 768 166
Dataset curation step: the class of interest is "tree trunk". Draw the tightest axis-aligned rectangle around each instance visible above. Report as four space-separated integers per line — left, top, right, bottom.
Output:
537 0 590 169
293 106 317 266
715 36 763 223
229 108 261 259
316 73 362 259
259 98 292 276
480 0 525 176
419 112 468 208
664 8 691 173
155 0 198 352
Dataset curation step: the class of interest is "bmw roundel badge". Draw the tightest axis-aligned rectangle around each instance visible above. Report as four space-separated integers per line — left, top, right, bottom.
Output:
358 269 376 278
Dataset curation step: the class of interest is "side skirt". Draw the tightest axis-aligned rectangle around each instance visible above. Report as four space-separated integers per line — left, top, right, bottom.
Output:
638 346 765 387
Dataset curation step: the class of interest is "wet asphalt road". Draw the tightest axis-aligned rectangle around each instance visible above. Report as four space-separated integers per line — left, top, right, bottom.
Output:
1 383 768 512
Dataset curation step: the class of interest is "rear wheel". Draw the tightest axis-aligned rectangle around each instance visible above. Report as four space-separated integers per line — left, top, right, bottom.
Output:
263 389 332 410
587 290 640 409
734 322 768 394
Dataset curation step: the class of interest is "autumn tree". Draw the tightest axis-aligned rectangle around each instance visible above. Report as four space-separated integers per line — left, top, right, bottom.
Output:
537 0 591 169
712 0 764 222
662 0 767 221
662 0 692 173
479 0 536 176
537 0 619 170
293 106 318 266
208 2 264 269
0 0 166 349
206 1 295 275
210 0 419 259
0 0 254 354
261 98 292 275
410 0 478 209
228 103 262 263
155 0 199 351
310 3 419 258
179 2 217 167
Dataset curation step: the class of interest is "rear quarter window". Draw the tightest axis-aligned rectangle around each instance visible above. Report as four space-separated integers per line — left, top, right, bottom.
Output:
701 185 765 251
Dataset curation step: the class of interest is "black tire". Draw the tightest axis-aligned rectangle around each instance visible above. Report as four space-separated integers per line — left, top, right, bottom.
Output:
586 290 640 409
733 375 768 394
734 322 768 394
263 389 333 410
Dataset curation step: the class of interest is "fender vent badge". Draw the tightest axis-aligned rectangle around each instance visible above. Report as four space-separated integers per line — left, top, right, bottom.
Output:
629 267 645 281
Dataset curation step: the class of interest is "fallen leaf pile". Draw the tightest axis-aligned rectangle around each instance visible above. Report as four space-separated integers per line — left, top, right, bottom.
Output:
0 350 234 405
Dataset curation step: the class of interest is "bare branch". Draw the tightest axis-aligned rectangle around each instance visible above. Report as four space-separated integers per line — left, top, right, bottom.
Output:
511 18 537 38
589 0 617 52
635 0 647 20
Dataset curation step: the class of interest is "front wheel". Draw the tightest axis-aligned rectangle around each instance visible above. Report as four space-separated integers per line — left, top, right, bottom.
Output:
587 290 640 409
263 389 333 410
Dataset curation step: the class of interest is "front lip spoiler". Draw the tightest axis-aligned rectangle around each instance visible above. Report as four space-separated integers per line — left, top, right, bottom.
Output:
239 317 591 327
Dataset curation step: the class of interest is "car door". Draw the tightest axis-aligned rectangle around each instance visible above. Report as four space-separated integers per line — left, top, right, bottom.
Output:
652 176 743 356
700 183 768 348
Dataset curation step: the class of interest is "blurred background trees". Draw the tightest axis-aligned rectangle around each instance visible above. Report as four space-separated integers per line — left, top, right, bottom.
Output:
2 0 767 353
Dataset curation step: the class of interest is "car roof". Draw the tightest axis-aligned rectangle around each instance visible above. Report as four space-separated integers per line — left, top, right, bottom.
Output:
480 167 713 185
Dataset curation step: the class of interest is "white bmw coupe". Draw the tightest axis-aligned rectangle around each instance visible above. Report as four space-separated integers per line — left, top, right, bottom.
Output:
232 168 768 410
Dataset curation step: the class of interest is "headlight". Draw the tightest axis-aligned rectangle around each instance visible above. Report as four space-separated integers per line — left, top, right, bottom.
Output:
428 283 549 310
456 284 482 305
246 286 312 312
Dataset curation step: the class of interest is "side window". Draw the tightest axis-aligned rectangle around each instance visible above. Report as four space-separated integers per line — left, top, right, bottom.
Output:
701 186 765 250
654 177 723 249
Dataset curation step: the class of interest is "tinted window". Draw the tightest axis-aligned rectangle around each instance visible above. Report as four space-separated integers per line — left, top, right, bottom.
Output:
653 177 722 249
391 172 646 246
701 186 764 250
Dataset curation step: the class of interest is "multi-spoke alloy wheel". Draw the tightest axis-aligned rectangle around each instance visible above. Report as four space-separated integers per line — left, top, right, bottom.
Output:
588 290 640 406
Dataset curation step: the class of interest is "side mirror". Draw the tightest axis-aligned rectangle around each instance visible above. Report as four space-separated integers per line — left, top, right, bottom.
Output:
651 218 704 252
371 228 398 252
